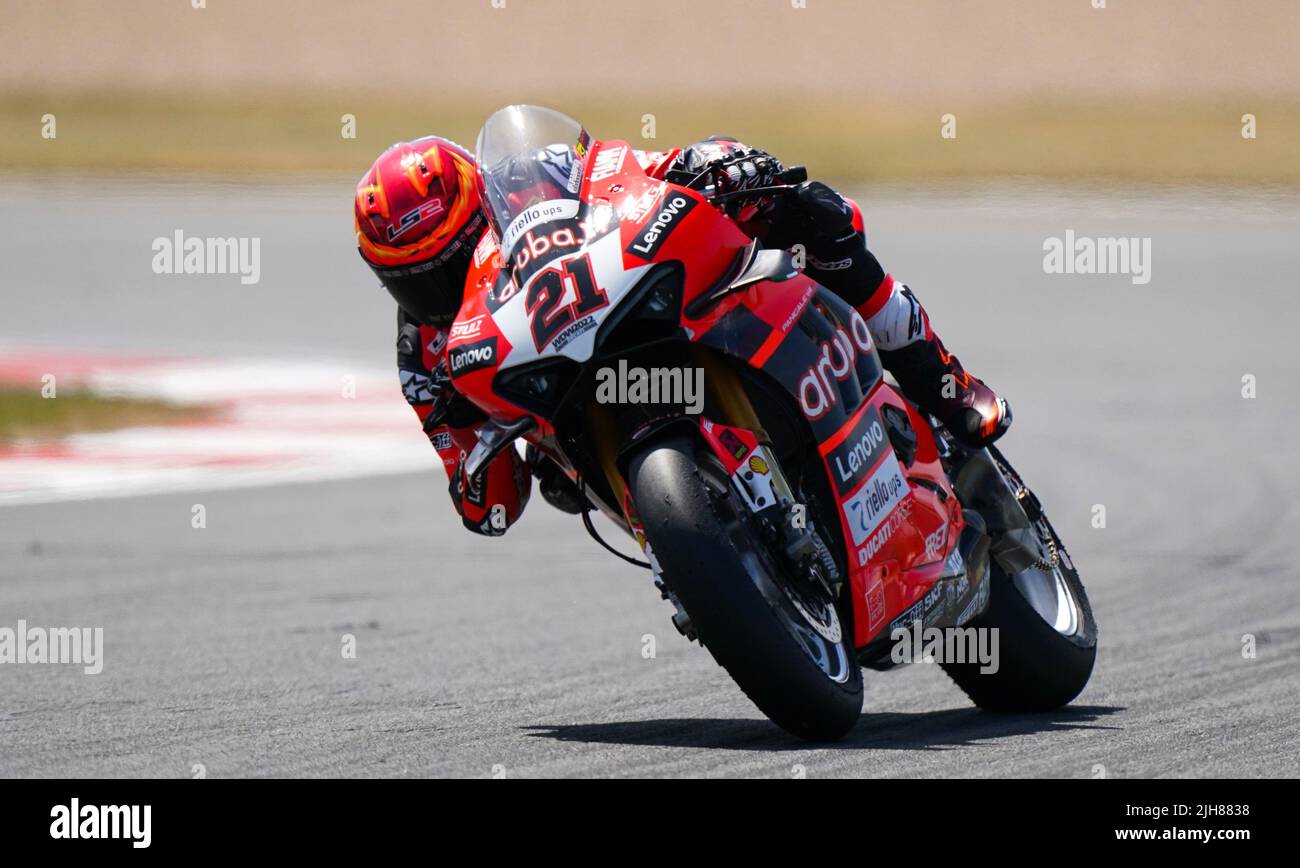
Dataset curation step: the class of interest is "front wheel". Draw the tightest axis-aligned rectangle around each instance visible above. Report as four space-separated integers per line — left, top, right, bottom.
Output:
627 434 863 741
941 450 1098 711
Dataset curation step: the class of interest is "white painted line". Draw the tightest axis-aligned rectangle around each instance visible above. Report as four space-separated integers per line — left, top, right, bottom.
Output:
0 349 433 506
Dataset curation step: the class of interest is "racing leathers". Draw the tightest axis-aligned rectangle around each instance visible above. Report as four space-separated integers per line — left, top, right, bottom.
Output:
398 138 1009 536
397 314 531 536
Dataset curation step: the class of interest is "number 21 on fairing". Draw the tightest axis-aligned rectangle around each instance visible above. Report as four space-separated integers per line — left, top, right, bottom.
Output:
524 253 609 351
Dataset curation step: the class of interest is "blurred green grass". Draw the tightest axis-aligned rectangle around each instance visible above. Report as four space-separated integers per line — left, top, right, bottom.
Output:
0 387 212 442
3 89 1299 185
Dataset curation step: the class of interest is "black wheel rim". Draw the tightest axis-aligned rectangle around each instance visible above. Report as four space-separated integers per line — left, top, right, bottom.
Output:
697 453 855 685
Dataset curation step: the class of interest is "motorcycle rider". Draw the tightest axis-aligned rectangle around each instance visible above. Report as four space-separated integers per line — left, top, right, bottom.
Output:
355 131 1011 536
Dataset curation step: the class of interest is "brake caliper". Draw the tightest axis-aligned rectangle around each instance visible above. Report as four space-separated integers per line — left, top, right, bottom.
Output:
698 419 841 593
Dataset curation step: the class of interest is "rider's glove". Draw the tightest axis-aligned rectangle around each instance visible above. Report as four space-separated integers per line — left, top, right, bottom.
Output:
664 138 785 218
763 180 857 248
714 148 782 200
415 360 455 434
711 149 785 220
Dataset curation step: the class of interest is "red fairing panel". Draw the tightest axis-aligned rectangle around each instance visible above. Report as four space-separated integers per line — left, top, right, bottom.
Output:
817 385 965 646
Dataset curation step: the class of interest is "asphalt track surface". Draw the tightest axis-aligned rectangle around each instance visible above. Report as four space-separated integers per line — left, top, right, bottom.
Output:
2 180 1299 777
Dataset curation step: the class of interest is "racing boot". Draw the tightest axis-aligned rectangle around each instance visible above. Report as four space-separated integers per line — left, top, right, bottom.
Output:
858 277 1011 448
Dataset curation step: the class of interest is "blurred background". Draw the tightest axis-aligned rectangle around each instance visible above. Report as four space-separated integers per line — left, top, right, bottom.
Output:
1 1 1298 775
3 0 1297 438
5 0 1299 181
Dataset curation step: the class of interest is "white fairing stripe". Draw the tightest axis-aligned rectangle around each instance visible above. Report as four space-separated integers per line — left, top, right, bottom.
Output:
494 230 652 370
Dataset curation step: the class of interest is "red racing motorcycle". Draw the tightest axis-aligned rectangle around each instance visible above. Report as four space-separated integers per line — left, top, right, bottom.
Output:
450 105 1096 740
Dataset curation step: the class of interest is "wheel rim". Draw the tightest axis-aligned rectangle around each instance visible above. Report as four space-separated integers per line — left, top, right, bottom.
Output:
700 455 854 685
1011 518 1084 638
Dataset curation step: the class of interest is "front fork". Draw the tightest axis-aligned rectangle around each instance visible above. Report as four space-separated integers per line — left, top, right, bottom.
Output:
588 351 839 591
586 347 758 521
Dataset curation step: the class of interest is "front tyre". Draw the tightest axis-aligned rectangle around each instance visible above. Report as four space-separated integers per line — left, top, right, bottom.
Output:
628 434 863 741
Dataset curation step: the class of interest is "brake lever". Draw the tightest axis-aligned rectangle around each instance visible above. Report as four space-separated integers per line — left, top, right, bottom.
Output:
779 165 808 184
707 184 801 205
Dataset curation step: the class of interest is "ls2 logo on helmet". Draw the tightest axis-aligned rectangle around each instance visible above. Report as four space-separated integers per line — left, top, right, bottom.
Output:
448 337 497 378
387 199 445 241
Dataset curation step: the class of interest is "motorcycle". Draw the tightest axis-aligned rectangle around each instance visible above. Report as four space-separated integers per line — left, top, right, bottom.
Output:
449 105 1097 740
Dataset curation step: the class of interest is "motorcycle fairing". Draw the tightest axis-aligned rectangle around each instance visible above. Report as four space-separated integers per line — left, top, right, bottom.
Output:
686 275 966 645
453 133 971 649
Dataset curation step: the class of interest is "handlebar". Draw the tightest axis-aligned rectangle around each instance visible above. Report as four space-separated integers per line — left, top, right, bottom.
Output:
707 183 801 205
703 165 808 205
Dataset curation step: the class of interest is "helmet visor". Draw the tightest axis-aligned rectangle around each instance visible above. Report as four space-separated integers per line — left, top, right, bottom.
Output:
364 225 479 327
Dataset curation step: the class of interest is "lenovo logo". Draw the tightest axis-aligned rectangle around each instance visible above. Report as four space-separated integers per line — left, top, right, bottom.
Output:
626 194 696 260
448 337 497 377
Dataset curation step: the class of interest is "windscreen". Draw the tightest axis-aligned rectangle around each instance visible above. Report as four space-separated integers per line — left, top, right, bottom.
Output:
475 105 592 258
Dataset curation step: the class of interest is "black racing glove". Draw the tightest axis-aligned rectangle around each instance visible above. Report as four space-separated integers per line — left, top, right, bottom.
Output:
761 181 887 307
397 317 455 432
664 137 786 218
417 360 455 435
763 181 857 248
711 149 785 217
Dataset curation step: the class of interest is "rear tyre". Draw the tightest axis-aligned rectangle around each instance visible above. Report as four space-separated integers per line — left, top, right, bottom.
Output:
628 434 863 741
941 455 1097 711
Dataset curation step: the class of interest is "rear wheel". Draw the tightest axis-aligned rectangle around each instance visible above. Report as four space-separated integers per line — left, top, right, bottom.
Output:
941 451 1097 710
628 434 863 741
